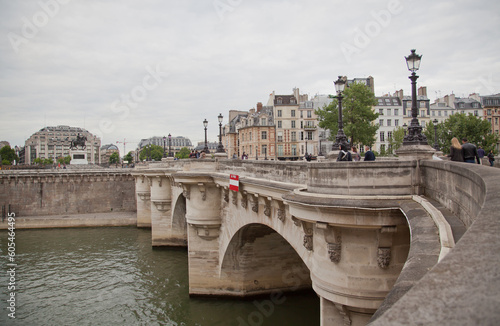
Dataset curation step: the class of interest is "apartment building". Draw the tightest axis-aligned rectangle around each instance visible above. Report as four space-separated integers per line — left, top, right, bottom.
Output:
24 125 101 164
374 96 403 153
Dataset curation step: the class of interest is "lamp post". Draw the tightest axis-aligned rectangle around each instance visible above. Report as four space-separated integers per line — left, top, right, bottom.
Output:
433 119 439 150
318 132 323 156
217 113 224 153
331 76 348 151
168 133 173 157
403 49 427 145
163 136 167 158
203 119 210 154
264 146 267 160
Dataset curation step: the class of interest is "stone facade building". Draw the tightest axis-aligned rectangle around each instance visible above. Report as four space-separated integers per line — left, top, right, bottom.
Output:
100 144 120 164
374 96 403 153
24 125 101 164
138 136 193 157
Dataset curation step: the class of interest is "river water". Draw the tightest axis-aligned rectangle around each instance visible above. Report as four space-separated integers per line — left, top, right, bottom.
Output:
0 227 319 326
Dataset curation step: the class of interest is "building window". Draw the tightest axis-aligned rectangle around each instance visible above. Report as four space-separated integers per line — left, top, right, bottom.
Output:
291 110 295 117
291 121 296 128
291 145 297 156
395 119 399 126
278 110 282 117
387 119 391 126
277 145 283 156
474 110 479 116
387 109 391 116
261 118 267 126
379 119 383 126
307 131 313 140
380 144 386 152
379 109 384 115
388 131 393 140
420 101 426 108
277 98 282 104
249 132 252 141
278 121 282 128
487 109 492 115
261 131 267 140
394 109 399 116
307 110 312 118
300 111 303 118
262 145 267 156
459 103 465 108
291 132 297 141
420 110 425 117
290 98 295 104
422 121 426 128
473 102 479 108
380 131 385 142
432 111 435 116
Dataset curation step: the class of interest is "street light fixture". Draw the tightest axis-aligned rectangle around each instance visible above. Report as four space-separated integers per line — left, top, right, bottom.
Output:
168 133 173 157
433 119 439 151
217 113 225 153
403 49 427 145
331 76 348 151
163 136 167 158
203 119 210 154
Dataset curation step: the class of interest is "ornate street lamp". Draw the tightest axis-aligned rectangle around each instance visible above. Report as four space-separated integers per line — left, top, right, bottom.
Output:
217 113 225 153
331 76 348 151
203 119 210 154
433 119 439 150
403 49 427 145
163 136 167 158
168 133 173 157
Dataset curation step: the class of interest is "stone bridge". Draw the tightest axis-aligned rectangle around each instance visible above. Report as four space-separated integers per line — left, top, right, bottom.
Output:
132 159 500 325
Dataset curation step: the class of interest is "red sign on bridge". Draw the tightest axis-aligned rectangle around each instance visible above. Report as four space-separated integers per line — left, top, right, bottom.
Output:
229 174 239 192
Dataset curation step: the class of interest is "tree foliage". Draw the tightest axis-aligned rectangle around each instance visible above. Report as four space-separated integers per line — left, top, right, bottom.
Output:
315 82 379 146
0 145 19 165
387 126 405 154
124 151 134 163
109 152 120 164
175 147 191 159
139 145 164 161
57 156 71 165
424 113 499 154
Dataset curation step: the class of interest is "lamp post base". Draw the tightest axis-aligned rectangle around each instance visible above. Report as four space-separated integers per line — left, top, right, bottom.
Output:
396 144 435 161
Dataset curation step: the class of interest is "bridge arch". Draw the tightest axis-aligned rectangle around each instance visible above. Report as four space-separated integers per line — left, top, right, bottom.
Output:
219 223 312 296
171 192 187 246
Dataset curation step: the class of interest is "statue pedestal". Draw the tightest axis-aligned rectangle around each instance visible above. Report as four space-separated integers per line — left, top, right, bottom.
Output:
69 150 88 165
396 144 435 161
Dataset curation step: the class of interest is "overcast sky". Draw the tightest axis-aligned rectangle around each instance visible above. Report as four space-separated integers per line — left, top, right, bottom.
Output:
1 0 499 153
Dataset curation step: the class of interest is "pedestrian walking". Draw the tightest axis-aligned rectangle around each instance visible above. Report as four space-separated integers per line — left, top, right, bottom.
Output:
461 138 480 164
364 146 375 161
448 137 464 162
487 150 495 167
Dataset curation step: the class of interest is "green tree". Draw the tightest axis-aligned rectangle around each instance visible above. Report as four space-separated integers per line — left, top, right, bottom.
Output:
57 156 71 165
0 145 19 165
109 152 120 164
316 82 379 146
124 151 134 163
424 114 499 154
387 126 405 154
175 147 191 159
139 145 164 161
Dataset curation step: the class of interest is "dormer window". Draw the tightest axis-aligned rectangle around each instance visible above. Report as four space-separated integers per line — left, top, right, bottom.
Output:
277 97 282 104
290 98 296 104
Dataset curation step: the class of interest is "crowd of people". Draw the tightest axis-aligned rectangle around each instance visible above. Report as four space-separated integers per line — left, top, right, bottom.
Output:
336 145 376 162
448 137 495 166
